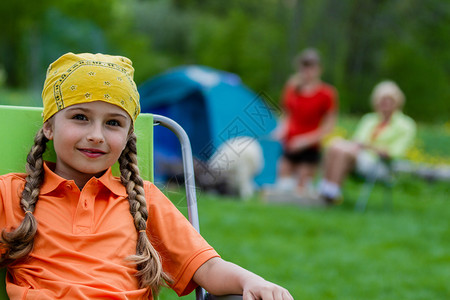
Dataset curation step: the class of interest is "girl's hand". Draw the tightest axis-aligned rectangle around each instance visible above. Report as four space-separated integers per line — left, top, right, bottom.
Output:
242 278 294 300
194 258 293 300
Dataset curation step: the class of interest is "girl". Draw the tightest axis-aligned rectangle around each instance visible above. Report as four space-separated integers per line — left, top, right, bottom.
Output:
0 53 293 299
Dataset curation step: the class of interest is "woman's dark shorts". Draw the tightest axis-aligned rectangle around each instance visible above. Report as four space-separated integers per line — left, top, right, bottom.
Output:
283 147 321 164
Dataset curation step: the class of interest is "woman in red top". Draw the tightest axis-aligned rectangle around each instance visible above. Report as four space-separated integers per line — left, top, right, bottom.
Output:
273 49 337 202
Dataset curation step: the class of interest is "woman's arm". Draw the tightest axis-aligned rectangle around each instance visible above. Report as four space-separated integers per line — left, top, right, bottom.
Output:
286 109 337 151
193 257 293 300
271 117 288 141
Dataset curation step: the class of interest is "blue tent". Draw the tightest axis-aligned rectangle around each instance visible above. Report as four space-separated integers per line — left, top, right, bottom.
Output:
138 65 281 185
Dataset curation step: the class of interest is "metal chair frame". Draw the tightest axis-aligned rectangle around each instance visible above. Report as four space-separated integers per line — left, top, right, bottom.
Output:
354 157 394 212
153 115 241 300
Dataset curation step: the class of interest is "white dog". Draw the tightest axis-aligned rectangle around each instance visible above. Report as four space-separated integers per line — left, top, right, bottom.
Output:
207 137 264 199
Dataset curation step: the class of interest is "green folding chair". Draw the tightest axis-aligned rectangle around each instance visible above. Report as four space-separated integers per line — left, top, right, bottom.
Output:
354 157 394 212
0 105 241 300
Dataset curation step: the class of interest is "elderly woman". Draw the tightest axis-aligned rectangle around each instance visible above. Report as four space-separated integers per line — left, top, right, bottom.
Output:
318 80 416 204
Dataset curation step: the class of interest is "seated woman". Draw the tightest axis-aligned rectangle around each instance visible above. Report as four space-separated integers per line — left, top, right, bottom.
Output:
318 80 416 204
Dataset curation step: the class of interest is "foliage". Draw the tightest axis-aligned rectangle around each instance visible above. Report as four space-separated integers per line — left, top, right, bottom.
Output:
0 0 449 122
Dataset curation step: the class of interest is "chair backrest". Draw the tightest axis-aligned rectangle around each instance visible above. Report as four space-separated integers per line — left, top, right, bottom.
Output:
0 105 154 299
0 105 154 179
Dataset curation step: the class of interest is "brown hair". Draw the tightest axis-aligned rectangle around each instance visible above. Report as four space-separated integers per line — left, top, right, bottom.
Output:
0 129 170 294
118 132 171 292
293 48 321 70
0 128 47 267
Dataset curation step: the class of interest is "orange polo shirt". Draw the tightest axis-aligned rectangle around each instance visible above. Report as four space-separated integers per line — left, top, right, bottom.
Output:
0 162 219 299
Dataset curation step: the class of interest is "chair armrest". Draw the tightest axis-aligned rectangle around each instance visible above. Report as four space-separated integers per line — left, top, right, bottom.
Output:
205 294 243 300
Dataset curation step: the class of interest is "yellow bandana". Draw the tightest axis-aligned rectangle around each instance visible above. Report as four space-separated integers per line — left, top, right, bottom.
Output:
42 52 140 123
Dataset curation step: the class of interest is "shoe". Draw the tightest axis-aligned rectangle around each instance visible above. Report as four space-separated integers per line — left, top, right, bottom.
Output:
320 194 343 206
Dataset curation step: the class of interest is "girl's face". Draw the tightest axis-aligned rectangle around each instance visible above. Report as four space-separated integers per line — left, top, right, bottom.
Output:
43 101 132 186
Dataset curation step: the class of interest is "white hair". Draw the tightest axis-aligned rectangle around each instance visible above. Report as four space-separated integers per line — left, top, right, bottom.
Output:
371 80 405 109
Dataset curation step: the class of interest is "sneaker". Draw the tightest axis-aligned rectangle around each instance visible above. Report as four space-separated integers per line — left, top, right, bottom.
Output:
320 194 343 206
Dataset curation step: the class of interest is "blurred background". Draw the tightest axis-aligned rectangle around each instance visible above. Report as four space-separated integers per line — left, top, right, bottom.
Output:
1 0 449 122
1 1 449 299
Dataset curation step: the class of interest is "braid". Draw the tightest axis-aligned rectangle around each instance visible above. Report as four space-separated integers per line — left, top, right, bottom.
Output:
119 132 171 293
0 128 48 267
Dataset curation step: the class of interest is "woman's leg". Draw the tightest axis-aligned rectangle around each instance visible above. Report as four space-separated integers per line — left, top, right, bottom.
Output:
278 156 295 178
295 163 318 195
273 156 297 191
319 139 359 201
323 139 359 185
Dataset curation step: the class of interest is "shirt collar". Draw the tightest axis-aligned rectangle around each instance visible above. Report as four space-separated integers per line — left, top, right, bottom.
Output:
391 111 403 121
376 110 403 123
97 168 128 197
40 162 127 197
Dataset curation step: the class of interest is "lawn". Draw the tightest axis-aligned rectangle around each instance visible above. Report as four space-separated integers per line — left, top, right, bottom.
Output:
158 175 449 299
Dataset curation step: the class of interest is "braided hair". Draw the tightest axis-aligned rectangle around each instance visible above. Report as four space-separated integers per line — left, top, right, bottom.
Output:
0 128 48 267
118 132 171 293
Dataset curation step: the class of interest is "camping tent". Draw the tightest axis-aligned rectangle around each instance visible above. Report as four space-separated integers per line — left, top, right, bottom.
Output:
138 65 282 186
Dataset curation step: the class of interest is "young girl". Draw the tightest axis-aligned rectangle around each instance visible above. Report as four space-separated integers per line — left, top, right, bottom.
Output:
0 53 293 299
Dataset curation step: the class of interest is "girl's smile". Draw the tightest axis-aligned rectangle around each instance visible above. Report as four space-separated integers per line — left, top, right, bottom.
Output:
42 101 132 188
78 148 107 158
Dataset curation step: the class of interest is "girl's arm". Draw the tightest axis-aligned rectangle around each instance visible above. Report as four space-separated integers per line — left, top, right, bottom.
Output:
193 257 293 300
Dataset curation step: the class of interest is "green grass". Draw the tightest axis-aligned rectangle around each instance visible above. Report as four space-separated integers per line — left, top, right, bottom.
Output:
157 175 449 299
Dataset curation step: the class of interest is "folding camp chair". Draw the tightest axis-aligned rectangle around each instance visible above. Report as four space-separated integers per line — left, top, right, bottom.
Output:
0 105 241 300
354 156 394 212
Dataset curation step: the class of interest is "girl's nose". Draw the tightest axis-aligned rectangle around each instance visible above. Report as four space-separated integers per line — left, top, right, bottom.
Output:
87 124 105 144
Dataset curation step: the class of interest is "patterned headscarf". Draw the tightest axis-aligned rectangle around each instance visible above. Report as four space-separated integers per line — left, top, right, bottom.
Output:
42 52 140 123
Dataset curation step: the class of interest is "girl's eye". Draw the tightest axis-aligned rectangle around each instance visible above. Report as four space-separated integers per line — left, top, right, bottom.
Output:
73 114 87 121
106 120 121 127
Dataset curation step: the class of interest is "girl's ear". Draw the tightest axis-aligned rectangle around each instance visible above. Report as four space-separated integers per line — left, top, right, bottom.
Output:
42 121 54 140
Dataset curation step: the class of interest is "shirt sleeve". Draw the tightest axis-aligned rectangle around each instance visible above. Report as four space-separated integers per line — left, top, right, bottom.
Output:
0 174 26 256
281 84 293 112
0 178 5 255
0 174 25 230
386 117 417 158
323 85 338 113
0 179 4 229
144 182 220 296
